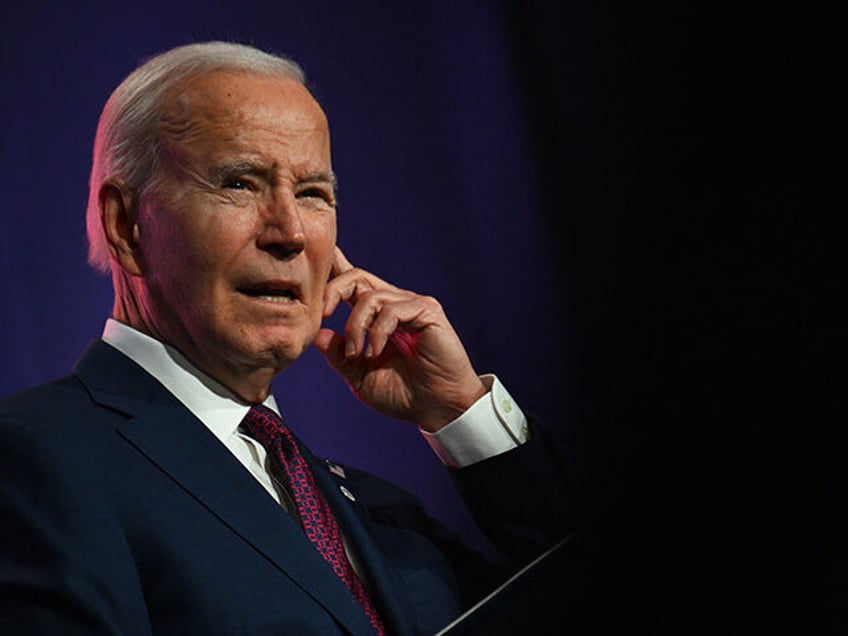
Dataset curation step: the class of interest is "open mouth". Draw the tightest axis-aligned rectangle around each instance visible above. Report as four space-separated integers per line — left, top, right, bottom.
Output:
238 283 300 304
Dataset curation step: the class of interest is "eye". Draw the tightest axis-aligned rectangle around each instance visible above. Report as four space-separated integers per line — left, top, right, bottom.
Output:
296 187 334 204
222 178 251 190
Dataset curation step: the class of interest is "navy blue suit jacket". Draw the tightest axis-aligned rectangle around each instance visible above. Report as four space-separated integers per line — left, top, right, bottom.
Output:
0 340 572 634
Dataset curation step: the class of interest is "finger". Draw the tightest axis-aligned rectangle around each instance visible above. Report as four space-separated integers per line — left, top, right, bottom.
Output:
344 296 381 358
356 295 438 359
323 265 401 319
324 247 362 318
314 328 366 388
365 307 402 359
330 246 355 277
365 298 437 358
341 288 419 354
313 327 346 369
324 274 375 319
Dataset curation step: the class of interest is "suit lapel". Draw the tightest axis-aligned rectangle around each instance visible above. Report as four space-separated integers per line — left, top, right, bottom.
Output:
73 340 376 636
305 449 418 636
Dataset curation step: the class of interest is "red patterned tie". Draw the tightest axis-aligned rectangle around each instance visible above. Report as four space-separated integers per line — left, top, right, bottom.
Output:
241 405 387 635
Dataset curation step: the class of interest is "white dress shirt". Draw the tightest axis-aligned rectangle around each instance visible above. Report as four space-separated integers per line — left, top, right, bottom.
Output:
101 319 528 508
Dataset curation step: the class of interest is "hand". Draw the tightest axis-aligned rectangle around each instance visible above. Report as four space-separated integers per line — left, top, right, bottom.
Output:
313 247 487 432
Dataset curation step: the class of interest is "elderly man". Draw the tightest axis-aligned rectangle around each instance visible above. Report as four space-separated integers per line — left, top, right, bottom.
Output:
0 42 572 635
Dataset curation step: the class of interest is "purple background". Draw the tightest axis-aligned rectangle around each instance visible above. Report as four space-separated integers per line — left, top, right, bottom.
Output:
0 2 586 553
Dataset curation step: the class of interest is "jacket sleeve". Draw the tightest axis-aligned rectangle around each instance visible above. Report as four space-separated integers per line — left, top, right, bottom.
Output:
449 416 577 567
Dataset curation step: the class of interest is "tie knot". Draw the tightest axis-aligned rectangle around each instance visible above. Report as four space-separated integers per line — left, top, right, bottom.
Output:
241 404 290 452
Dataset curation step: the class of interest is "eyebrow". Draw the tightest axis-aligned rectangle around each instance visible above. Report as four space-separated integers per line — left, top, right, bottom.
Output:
208 162 337 191
297 171 338 191
208 159 267 182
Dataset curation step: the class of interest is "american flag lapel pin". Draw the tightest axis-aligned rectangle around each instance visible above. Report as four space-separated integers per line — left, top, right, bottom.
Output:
326 459 346 479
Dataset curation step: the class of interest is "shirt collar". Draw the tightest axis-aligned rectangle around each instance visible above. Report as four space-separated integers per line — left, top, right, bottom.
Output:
101 318 280 444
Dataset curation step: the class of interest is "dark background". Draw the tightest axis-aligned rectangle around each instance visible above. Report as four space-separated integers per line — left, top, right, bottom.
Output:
1 2 840 633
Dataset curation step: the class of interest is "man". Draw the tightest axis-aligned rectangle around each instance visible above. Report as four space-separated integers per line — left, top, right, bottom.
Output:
0 42 572 634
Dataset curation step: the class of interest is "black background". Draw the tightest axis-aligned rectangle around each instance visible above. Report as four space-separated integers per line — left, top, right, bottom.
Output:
504 3 842 633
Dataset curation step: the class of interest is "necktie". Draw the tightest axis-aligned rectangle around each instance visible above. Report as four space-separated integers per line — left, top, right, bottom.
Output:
241 405 387 635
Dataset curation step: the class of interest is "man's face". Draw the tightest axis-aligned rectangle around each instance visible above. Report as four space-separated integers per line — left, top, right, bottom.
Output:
133 71 337 397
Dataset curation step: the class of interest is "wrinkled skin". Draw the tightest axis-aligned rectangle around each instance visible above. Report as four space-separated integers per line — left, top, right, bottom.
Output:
99 70 485 430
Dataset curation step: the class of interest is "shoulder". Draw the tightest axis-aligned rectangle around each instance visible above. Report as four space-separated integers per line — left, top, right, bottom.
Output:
0 373 131 484
0 374 93 428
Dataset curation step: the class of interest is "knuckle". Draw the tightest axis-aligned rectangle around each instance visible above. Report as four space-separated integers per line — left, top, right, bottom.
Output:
420 295 442 311
369 315 396 336
368 323 390 338
354 278 375 296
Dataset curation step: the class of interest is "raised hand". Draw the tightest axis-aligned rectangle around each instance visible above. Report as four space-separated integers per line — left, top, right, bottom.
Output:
313 248 487 432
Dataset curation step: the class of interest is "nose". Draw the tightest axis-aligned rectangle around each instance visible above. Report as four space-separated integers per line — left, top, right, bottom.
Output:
257 190 306 259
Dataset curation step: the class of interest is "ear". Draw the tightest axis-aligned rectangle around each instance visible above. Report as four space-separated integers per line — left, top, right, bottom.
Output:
99 180 144 276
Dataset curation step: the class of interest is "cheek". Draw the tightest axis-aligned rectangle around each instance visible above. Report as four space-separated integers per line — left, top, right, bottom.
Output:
310 214 337 266
146 229 212 286
149 206 252 278
303 219 335 317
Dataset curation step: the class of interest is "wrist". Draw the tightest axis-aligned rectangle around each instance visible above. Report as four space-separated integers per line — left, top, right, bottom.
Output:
418 378 488 433
421 374 528 467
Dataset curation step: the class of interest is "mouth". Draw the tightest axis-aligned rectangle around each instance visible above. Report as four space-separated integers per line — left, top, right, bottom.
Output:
237 281 302 304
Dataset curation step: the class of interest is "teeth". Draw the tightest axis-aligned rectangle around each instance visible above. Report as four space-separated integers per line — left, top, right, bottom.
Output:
255 294 295 303
241 287 296 303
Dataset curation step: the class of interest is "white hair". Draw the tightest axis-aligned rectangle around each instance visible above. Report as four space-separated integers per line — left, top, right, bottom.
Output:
85 41 306 272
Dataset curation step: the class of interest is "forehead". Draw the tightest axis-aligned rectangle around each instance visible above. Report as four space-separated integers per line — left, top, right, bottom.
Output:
160 70 331 164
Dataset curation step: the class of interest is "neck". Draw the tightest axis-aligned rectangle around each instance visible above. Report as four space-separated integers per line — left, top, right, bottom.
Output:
211 365 276 404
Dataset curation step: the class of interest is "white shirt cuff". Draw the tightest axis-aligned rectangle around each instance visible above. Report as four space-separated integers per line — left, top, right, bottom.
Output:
421 374 529 468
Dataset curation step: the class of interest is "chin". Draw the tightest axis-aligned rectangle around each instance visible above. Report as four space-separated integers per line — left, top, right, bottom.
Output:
255 331 316 368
